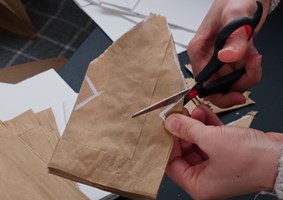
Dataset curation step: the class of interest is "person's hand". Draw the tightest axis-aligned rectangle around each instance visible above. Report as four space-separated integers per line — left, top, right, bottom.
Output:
165 105 282 199
188 0 271 108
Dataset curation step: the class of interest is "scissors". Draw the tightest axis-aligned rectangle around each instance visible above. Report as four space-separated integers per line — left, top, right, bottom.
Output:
132 1 263 118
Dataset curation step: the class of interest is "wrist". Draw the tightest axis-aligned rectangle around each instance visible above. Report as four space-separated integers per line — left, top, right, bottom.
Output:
274 145 283 198
255 135 282 191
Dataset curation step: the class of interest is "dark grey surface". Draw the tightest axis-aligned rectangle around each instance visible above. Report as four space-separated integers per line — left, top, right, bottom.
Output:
59 26 112 93
0 0 96 67
59 3 283 200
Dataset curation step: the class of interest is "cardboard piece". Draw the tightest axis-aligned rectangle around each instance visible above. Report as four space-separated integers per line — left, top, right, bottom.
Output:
0 0 36 38
0 56 67 83
48 14 186 200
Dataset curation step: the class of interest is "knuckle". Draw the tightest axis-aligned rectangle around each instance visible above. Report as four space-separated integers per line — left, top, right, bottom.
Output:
183 122 195 136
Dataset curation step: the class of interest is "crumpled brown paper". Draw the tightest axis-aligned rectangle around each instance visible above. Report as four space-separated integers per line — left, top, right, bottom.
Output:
48 14 186 200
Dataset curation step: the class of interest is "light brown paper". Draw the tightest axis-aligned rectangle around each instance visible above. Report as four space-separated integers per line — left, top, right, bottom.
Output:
0 122 89 200
0 56 67 83
185 63 193 74
4 110 55 162
48 15 186 200
0 0 36 38
227 111 257 127
184 77 255 114
35 108 61 147
3 109 80 191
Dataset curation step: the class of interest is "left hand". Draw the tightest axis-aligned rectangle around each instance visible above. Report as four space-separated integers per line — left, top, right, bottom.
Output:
165 105 282 199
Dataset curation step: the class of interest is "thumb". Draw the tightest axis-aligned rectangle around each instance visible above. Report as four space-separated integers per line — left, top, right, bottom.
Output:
165 114 206 144
218 26 248 63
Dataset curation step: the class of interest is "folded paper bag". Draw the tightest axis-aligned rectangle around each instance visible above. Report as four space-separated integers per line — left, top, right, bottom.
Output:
48 14 186 200
0 122 89 200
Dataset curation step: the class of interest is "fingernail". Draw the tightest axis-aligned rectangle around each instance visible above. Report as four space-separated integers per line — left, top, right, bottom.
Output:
222 44 236 52
165 116 181 133
218 45 236 57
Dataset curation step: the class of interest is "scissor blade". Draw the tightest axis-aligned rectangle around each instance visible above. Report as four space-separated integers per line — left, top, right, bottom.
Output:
132 88 191 118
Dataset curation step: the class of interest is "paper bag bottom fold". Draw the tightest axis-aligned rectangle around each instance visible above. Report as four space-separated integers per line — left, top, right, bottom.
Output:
49 139 166 200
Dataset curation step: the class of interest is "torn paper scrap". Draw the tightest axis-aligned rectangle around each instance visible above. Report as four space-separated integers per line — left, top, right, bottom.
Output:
185 63 193 74
184 77 255 114
227 111 258 127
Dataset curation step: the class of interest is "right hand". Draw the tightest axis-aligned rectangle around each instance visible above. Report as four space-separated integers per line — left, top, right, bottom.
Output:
188 0 271 108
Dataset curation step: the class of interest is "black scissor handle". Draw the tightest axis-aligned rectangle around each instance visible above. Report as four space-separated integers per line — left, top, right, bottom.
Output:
194 1 263 83
198 68 245 98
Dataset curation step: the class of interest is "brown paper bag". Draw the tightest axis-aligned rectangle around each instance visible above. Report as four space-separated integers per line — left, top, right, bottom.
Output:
35 108 61 147
48 14 186 200
3 109 80 190
0 56 67 83
0 122 90 200
0 0 36 38
4 110 56 162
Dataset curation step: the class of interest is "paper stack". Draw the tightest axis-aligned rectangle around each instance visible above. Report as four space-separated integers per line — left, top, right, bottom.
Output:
0 69 117 200
73 0 213 53
0 110 89 200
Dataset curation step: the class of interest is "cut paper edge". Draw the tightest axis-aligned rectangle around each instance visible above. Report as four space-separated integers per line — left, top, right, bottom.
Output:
227 111 258 127
184 77 256 114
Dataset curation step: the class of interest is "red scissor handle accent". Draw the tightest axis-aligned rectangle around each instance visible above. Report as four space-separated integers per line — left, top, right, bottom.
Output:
244 25 253 39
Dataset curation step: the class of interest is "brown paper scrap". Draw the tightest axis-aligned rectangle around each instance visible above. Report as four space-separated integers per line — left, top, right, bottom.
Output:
185 77 255 114
227 111 257 127
0 56 67 83
185 63 193 74
48 14 186 200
